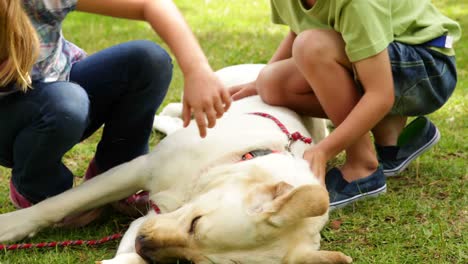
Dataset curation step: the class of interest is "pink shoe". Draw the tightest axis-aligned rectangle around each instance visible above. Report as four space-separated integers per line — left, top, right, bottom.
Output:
84 157 100 181
111 191 151 218
85 157 151 217
9 181 33 209
9 180 102 227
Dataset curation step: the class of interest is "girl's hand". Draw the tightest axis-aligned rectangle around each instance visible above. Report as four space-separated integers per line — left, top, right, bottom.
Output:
75 0 232 139
182 67 231 138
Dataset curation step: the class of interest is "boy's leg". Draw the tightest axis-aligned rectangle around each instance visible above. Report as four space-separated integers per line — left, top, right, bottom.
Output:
292 29 379 181
0 81 90 204
373 115 407 146
292 29 385 209
256 58 326 118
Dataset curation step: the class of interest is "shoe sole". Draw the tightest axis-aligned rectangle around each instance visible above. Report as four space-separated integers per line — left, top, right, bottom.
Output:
329 184 387 211
384 126 440 177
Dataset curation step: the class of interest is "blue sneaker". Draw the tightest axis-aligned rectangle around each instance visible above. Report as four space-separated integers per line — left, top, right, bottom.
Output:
376 116 440 177
326 167 387 210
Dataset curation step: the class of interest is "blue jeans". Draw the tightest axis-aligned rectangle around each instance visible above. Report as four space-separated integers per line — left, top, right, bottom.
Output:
387 42 457 116
0 40 172 203
355 42 457 116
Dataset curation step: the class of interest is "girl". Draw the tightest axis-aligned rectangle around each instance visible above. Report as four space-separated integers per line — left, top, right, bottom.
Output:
0 0 231 225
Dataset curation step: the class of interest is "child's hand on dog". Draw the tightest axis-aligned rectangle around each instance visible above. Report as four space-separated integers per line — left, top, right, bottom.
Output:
229 81 258 101
303 146 327 186
182 66 232 138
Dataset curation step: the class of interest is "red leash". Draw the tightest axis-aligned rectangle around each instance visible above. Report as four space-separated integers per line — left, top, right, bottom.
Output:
0 202 161 251
0 233 123 251
249 112 313 150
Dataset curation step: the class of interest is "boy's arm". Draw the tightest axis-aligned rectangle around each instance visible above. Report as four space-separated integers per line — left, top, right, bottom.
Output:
306 49 394 180
76 0 231 138
269 30 296 63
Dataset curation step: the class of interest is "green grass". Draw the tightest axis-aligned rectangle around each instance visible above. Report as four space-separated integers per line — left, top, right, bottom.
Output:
1 0 467 263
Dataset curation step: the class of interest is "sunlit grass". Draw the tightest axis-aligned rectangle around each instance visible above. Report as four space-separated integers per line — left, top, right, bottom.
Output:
1 0 466 263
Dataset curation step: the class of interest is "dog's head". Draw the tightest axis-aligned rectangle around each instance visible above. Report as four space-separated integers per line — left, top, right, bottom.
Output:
134 153 343 264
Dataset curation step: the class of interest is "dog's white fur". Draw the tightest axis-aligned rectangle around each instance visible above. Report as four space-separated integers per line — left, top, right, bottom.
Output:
0 64 351 264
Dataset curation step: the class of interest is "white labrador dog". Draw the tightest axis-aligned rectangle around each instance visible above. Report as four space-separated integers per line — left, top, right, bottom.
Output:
0 64 352 264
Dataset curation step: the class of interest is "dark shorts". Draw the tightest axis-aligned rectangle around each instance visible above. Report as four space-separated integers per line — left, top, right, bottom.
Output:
386 42 457 116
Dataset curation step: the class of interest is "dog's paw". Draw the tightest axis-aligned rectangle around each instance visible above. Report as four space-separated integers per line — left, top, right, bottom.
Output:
153 115 184 135
98 253 147 264
153 102 184 135
215 64 265 88
0 209 45 242
160 103 183 117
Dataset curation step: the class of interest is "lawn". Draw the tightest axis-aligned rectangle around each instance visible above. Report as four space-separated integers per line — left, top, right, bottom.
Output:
1 0 466 263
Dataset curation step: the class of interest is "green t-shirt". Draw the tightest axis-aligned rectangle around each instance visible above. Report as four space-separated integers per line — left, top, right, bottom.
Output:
270 0 461 62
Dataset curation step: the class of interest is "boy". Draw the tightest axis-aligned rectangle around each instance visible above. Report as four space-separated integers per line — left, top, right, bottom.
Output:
231 0 460 209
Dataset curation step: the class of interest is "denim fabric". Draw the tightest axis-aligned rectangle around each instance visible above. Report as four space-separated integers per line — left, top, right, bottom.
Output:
387 42 457 116
327 167 387 209
376 116 440 176
0 40 172 203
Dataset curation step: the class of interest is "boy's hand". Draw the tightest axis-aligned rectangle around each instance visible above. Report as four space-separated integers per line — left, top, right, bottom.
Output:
229 81 257 101
303 146 328 186
182 68 231 138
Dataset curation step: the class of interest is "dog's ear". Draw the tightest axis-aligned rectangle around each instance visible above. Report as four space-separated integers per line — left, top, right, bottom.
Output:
263 183 329 227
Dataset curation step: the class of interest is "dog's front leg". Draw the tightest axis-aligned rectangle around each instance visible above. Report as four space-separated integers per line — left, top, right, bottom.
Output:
0 155 153 242
97 253 147 264
97 216 149 264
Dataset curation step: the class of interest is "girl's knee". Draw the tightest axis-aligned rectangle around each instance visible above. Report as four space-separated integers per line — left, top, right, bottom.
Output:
40 82 90 136
127 41 173 99
129 40 173 78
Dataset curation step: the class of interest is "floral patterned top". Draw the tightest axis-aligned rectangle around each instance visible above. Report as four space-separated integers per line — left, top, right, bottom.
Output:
23 0 86 82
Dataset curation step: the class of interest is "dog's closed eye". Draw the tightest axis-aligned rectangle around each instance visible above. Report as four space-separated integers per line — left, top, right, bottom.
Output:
189 216 202 234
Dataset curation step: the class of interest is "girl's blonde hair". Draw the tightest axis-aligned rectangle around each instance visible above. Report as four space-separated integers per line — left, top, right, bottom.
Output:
0 0 39 91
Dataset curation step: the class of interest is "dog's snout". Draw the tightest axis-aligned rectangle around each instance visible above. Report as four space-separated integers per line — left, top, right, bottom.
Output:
135 235 144 255
135 233 196 264
135 235 156 263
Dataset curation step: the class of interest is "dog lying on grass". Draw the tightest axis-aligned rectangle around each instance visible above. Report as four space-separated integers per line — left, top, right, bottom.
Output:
0 64 352 264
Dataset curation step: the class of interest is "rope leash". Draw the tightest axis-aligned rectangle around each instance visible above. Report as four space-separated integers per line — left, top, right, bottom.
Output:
1 202 161 251
0 233 123 251
249 112 313 150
